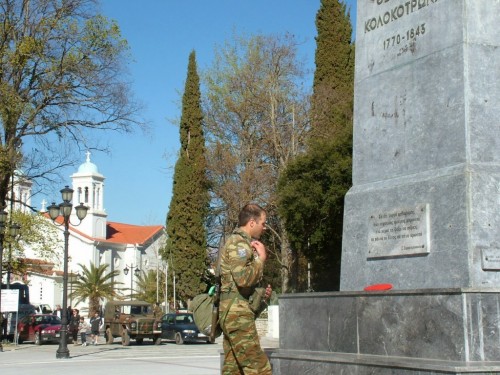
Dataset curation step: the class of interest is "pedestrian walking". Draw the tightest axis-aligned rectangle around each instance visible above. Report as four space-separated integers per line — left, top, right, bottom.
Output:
70 309 80 345
67 306 71 320
53 305 62 318
78 317 90 346
0 313 5 352
152 302 163 320
89 311 103 345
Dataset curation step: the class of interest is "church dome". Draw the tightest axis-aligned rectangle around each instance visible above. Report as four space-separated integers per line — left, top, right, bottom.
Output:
77 152 99 174
78 161 98 174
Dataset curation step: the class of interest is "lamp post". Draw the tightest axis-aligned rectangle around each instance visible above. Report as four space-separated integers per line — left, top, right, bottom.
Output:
165 262 168 313
123 264 140 299
47 186 88 359
0 208 21 352
69 271 80 307
6 171 16 289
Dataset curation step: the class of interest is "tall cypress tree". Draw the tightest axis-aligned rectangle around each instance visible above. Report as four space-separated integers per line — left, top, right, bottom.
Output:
163 51 209 303
311 0 354 141
277 0 354 291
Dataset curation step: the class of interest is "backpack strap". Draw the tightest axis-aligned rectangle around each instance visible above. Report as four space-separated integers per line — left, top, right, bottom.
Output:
209 231 226 342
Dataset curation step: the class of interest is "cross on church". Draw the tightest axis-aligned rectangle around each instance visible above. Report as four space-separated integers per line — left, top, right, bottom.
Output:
41 199 47 212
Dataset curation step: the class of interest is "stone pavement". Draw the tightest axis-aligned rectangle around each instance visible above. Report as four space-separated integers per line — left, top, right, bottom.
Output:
0 335 279 375
0 338 222 375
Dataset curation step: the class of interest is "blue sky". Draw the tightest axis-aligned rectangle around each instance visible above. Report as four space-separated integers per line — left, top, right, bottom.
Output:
52 0 356 226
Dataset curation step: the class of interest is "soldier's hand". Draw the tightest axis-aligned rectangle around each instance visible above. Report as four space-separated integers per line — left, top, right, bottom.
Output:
251 240 267 261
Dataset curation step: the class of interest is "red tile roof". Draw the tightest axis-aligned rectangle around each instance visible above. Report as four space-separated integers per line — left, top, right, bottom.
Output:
21 258 59 276
22 258 55 267
44 213 164 245
105 222 164 245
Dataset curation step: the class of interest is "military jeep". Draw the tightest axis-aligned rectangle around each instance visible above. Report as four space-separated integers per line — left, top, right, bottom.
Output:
103 300 162 346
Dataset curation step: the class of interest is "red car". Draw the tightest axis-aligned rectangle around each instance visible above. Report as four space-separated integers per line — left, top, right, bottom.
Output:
17 314 62 345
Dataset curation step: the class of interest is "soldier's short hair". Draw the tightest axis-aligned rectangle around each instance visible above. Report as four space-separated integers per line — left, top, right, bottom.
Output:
238 203 265 227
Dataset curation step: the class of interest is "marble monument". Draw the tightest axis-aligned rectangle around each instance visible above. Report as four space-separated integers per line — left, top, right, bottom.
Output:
273 0 500 373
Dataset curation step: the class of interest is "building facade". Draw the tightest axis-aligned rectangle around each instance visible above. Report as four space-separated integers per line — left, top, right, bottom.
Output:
20 153 166 314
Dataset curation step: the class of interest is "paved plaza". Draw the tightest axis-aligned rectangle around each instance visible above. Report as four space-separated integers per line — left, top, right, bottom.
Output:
0 336 278 375
0 339 222 375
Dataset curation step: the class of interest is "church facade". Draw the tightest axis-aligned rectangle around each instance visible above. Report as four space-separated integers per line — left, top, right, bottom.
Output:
21 153 166 314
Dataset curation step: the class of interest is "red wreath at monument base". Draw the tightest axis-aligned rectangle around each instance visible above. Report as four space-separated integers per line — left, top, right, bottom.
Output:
363 283 393 291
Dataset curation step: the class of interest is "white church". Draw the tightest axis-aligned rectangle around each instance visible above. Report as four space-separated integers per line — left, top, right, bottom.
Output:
18 153 166 314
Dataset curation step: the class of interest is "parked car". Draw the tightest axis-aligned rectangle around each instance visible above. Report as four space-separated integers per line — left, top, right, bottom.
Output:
17 314 62 345
32 304 53 314
3 304 36 342
103 300 162 346
160 313 211 345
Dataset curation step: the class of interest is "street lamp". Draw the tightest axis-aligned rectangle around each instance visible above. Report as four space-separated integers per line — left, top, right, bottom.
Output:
123 264 140 299
0 208 21 353
47 186 88 359
69 271 80 307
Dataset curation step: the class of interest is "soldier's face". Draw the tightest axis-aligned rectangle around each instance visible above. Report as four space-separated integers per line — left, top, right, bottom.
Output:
251 213 267 239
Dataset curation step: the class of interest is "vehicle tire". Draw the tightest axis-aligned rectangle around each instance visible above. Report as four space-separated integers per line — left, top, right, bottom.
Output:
175 333 184 345
121 330 131 346
136 338 144 345
154 336 162 345
16 332 23 345
34 332 41 345
106 328 114 344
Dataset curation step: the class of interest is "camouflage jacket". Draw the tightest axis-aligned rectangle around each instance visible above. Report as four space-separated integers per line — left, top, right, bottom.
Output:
220 228 264 299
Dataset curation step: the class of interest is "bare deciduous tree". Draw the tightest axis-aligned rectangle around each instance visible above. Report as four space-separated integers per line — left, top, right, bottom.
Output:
203 33 310 292
0 0 144 208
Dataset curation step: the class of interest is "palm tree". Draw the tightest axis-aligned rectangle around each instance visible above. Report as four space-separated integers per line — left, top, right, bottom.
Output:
70 263 123 316
135 269 165 304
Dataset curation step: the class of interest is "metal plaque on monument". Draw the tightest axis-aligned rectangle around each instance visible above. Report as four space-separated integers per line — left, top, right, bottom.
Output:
274 1 500 373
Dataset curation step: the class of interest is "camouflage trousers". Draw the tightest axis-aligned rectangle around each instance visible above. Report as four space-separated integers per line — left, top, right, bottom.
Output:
220 298 272 375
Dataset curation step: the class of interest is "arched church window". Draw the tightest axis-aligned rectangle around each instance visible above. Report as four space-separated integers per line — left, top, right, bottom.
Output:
84 187 89 203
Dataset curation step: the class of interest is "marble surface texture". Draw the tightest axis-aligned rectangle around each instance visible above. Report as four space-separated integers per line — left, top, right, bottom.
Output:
340 0 500 291
273 1 500 374
273 290 500 374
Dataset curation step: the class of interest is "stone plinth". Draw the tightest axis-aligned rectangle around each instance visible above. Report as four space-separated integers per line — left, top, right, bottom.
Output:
273 290 500 374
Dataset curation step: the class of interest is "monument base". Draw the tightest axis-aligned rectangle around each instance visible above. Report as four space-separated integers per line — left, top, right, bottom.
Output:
272 350 500 374
273 289 500 374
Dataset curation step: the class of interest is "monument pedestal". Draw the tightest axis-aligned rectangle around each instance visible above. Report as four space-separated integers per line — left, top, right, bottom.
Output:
274 0 500 373
273 290 500 374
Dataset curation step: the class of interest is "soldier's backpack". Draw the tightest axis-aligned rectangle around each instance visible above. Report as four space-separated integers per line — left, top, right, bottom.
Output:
192 239 227 341
191 292 222 339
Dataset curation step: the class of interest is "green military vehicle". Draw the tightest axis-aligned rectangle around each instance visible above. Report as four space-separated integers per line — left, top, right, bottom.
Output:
103 300 162 346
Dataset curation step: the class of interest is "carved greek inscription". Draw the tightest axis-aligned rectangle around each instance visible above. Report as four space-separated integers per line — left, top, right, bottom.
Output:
363 0 439 57
364 0 439 34
367 204 430 258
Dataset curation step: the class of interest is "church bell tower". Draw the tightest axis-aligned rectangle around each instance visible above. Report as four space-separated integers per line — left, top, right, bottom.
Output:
70 151 107 238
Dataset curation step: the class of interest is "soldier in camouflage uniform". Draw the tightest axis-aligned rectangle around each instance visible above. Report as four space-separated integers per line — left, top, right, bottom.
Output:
219 203 272 375
152 302 163 320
